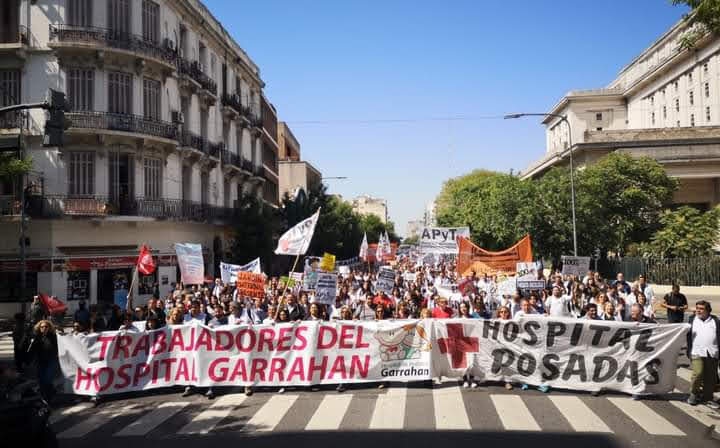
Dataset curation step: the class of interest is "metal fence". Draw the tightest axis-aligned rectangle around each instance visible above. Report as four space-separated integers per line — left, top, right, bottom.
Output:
596 256 720 286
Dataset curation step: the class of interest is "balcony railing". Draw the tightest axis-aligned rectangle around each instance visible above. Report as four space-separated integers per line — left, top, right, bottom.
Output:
221 93 242 113
177 58 217 95
68 111 178 141
241 158 253 173
178 129 222 158
220 148 242 168
208 141 224 159
48 25 176 66
0 110 26 129
15 195 241 222
0 25 29 45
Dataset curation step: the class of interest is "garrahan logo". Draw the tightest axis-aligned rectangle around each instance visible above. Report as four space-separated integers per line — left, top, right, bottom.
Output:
374 323 431 362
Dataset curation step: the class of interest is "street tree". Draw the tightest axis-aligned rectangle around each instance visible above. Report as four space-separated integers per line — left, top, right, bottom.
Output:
636 206 720 257
672 0 720 49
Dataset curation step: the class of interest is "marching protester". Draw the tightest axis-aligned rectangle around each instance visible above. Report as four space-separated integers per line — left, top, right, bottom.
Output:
686 300 720 408
662 284 688 324
27 320 59 402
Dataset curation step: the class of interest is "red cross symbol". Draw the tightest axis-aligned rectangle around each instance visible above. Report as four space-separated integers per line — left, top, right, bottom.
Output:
437 323 479 369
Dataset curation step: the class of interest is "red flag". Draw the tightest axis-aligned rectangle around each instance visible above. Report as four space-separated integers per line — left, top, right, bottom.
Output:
137 245 156 275
39 293 67 315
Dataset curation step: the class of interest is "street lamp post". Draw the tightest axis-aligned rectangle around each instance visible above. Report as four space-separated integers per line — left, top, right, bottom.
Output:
505 112 577 257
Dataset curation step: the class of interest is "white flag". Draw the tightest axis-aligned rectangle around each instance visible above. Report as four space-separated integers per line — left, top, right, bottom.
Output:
359 232 369 260
220 258 262 284
275 209 321 255
382 231 392 255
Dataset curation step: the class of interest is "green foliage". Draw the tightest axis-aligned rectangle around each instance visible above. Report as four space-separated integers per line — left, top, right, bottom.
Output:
673 0 720 50
637 206 720 257
403 235 420 245
229 194 282 271
0 153 31 177
435 153 678 261
359 213 400 243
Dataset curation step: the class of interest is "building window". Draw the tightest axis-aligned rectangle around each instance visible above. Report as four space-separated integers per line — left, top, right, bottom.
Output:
67 0 92 26
143 157 162 199
663 105 667 119
67 68 94 111
0 70 20 108
143 78 161 120
650 96 654 106
674 80 679 91
675 98 680 112
141 0 160 43
676 120 681 127
108 0 131 35
661 88 666 97
68 152 95 196
108 71 132 114
688 71 693 83
690 114 695 127
142 0 160 43
689 91 694 106
706 106 711 122
705 82 710 98
704 62 709 73
651 112 655 125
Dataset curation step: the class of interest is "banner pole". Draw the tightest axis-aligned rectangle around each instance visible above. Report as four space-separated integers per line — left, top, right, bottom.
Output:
126 266 137 313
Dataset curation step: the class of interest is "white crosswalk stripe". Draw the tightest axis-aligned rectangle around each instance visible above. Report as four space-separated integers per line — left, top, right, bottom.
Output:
305 394 353 430
433 386 471 430
677 367 693 383
549 396 612 433
369 387 406 429
115 401 190 436
48 366 719 439
246 394 298 432
58 404 138 438
0 336 14 360
490 394 541 431
607 397 685 436
178 394 246 435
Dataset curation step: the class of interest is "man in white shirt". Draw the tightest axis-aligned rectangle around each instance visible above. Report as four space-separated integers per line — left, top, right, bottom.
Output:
687 300 720 408
546 286 574 318
513 298 536 319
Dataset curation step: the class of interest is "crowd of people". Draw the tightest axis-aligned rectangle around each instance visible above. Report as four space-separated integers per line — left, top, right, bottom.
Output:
12 255 716 409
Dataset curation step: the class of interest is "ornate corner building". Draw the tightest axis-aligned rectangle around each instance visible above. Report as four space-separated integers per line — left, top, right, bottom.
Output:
0 0 280 315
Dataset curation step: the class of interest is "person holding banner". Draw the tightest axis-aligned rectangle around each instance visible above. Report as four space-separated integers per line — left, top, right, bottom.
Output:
686 300 720 408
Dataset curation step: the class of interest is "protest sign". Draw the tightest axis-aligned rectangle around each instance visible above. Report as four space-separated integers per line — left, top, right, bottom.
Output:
376 268 396 292
175 243 204 285
403 272 417 283
290 272 304 283
517 280 546 291
57 318 687 396
457 235 533 276
419 227 470 254
304 270 318 290
279 276 296 288
497 277 517 297
220 258 261 284
458 277 476 295
338 266 350 275
320 253 336 272
315 272 338 305
236 272 265 299
562 256 591 277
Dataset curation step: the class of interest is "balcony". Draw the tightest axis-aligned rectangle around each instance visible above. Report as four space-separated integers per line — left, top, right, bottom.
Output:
220 93 241 121
67 111 178 143
177 58 217 105
48 25 177 72
220 148 241 171
178 129 221 159
0 110 26 131
12 195 240 224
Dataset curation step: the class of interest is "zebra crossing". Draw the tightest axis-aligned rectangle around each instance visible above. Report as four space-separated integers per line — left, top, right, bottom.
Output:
0 333 13 361
49 371 720 442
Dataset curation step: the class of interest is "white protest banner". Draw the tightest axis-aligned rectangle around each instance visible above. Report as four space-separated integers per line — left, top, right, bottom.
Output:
57 320 432 395
496 277 517 297
376 267 395 292
275 209 320 256
562 256 591 277
220 258 262 284
433 318 688 395
315 272 338 305
174 243 204 285
419 226 470 254
57 319 687 396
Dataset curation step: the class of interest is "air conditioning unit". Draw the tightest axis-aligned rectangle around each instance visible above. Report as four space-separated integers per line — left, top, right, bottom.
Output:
171 111 184 124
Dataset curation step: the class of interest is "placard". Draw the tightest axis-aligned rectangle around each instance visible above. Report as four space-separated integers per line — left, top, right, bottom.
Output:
236 272 265 299
419 227 470 254
376 268 396 292
315 273 338 305
561 256 591 277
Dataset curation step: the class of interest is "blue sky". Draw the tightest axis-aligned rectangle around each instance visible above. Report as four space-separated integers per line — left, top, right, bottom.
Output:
204 0 688 236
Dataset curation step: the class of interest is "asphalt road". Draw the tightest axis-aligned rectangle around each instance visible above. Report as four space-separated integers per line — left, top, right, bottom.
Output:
45 363 720 448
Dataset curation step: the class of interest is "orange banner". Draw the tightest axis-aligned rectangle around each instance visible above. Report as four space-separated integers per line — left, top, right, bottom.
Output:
236 272 266 299
457 235 533 276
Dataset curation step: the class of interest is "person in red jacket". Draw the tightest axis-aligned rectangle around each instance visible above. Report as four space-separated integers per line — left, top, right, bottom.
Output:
432 297 454 318
372 291 395 317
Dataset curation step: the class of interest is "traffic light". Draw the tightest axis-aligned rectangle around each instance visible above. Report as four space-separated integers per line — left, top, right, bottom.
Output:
43 89 71 147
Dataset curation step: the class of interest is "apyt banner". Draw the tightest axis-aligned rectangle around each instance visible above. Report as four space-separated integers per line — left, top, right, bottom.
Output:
57 318 687 396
